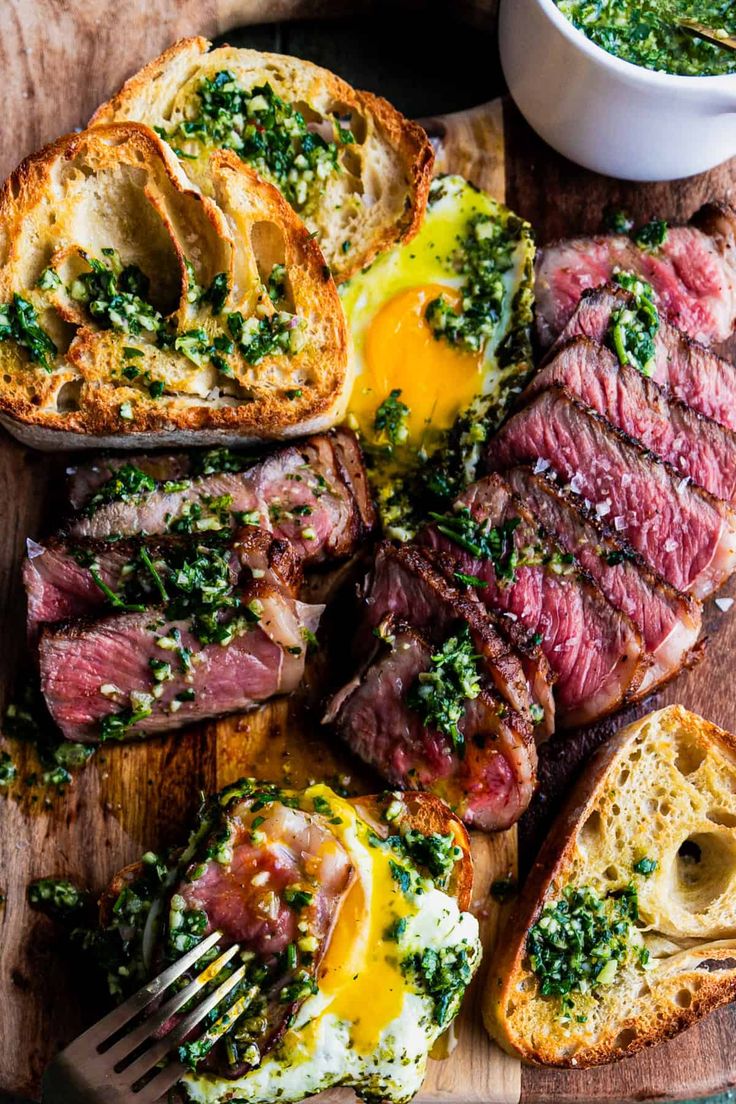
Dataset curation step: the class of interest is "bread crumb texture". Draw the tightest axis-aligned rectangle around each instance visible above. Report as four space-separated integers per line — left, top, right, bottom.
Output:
90 37 434 282
0 123 347 440
484 705 736 1066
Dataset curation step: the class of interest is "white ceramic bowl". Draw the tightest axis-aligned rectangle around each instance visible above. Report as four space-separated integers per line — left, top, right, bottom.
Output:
499 0 736 181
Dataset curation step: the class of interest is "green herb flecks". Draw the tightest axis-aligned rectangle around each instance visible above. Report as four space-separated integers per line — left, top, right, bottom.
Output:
227 308 303 366
633 856 658 876
0 751 17 788
374 389 410 449
69 249 163 336
610 271 660 378
430 507 522 584
28 878 86 920
632 219 668 252
84 463 157 515
405 943 476 1027
425 212 522 354
164 73 355 211
389 829 461 889
407 625 482 752
527 884 646 1015
0 294 57 372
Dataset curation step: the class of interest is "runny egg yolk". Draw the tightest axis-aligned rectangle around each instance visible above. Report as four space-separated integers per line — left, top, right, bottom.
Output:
351 284 484 449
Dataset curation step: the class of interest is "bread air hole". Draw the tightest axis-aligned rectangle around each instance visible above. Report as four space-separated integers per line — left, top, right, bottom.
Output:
673 831 736 912
55 380 82 413
578 810 603 855
675 737 707 776
675 988 693 1008
613 1028 637 1051
708 809 736 828
249 220 295 313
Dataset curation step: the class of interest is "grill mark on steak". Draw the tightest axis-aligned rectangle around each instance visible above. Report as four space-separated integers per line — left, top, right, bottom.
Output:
487 388 736 599
523 337 736 505
324 623 537 831
39 578 323 743
66 429 375 567
535 205 736 347
555 285 736 435
359 542 544 723
504 467 702 696
24 528 301 644
419 474 646 728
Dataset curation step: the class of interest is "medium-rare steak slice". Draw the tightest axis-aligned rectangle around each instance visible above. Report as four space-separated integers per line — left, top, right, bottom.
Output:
556 285 736 434
524 338 736 504
487 388 736 598
39 578 323 743
419 475 646 727
535 205 736 347
325 624 537 831
360 542 553 729
504 467 702 695
24 528 300 643
67 429 375 567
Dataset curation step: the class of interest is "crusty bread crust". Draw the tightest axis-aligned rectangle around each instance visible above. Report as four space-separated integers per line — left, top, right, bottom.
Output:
0 123 347 446
90 37 434 283
484 705 736 1067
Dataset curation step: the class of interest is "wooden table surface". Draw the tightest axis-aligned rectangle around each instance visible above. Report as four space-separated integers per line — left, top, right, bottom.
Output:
1 3 736 1103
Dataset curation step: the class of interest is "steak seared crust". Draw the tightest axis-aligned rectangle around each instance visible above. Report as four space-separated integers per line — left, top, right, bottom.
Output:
487 388 736 599
555 286 736 435
360 542 543 722
420 475 647 728
66 429 375 567
524 338 736 505
504 467 702 696
325 624 537 831
535 206 736 347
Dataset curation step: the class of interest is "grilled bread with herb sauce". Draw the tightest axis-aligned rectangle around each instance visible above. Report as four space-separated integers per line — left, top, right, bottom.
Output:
484 706 736 1066
0 124 347 449
96 781 480 1103
90 37 434 283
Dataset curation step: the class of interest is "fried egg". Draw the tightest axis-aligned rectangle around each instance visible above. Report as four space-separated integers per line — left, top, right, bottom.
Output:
340 174 535 510
182 785 481 1104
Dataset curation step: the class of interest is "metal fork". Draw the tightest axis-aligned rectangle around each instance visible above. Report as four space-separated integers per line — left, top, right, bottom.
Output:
41 930 246 1104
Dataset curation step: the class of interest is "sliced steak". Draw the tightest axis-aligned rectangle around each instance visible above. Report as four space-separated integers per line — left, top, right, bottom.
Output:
67 429 375 567
325 624 537 831
556 285 736 434
24 528 301 643
419 475 646 727
39 581 323 743
487 388 736 598
535 205 736 347
360 542 551 726
524 337 736 504
504 467 702 695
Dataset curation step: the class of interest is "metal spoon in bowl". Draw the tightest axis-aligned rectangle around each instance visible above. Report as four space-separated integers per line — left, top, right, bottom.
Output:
677 18 736 52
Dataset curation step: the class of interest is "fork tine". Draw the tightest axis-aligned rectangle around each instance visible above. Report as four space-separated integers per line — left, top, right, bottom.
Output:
126 1058 187 1104
62 929 224 1057
121 963 248 1086
104 943 242 1067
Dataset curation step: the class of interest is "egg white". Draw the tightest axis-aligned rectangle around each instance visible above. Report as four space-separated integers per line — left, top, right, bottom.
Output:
181 786 481 1104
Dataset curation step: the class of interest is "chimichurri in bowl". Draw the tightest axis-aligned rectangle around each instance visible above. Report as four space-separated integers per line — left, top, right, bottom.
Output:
556 0 736 76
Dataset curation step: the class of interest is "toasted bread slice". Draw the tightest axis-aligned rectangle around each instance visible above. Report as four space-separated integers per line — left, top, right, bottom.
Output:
0 123 347 450
90 37 434 282
484 705 736 1067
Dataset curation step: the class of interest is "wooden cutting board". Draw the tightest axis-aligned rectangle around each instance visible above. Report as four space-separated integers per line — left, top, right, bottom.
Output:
1 3 736 1102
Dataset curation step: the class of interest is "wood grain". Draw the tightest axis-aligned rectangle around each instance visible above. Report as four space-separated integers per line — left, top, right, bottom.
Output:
0 3 734 1103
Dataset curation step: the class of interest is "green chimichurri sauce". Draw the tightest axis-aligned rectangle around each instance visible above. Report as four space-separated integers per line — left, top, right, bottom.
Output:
557 1 736 76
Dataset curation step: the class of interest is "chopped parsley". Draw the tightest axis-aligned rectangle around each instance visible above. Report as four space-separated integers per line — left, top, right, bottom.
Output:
527 884 646 1011
69 248 163 335
374 389 410 448
430 508 521 584
633 219 668 253
0 751 17 787
393 829 460 888
84 463 156 514
405 943 475 1027
163 73 355 211
633 856 658 876
610 271 660 378
425 213 521 354
227 309 302 365
407 625 482 751
28 878 86 919
0 294 57 372
98 703 153 742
